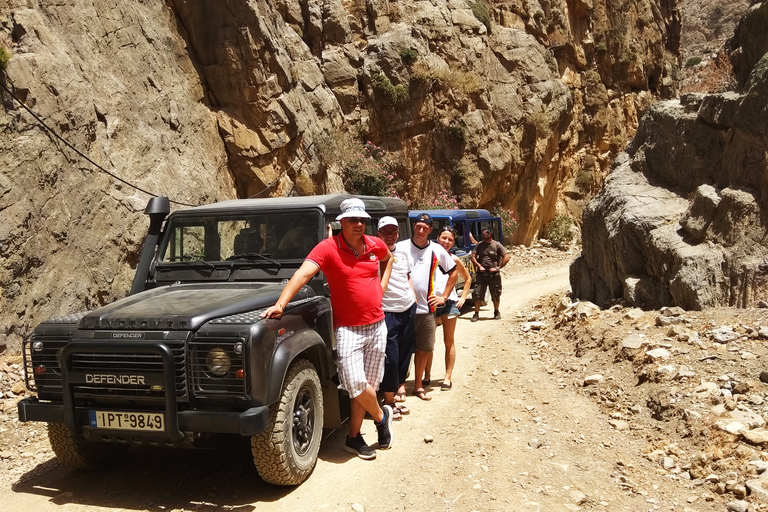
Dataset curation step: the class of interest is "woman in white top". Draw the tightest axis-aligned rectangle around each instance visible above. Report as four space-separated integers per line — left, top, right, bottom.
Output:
429 226 472 390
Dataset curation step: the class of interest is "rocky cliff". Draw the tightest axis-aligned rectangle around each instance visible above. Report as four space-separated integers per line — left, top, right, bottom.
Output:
571 0 768 310
0 0 679 352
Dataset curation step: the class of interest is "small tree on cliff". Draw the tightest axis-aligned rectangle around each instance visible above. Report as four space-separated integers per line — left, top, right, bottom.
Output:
316 129 403 197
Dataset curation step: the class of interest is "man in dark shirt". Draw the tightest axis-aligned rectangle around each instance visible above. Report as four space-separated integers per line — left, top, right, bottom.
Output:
470 227 510 321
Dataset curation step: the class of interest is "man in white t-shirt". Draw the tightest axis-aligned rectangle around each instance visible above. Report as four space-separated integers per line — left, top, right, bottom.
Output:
377 217 417 418
395 213 457 401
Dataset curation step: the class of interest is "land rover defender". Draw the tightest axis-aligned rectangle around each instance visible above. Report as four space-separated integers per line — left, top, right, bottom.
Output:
18 194 410 485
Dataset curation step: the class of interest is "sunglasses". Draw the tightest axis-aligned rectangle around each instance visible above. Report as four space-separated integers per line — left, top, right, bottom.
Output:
344 217 366 224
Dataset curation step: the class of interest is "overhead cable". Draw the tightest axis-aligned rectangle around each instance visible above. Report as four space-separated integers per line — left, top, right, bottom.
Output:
1 81 196 207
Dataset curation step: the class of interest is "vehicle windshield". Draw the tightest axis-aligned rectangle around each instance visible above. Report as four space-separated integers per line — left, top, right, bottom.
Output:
157 211 322 264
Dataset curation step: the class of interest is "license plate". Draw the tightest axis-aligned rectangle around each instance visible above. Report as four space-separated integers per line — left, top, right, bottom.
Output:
89 410 165 432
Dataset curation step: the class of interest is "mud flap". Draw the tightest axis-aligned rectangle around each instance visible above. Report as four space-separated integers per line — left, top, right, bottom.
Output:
322 381 349 429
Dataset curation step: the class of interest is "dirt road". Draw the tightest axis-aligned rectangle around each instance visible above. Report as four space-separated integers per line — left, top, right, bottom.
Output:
0 256 718 512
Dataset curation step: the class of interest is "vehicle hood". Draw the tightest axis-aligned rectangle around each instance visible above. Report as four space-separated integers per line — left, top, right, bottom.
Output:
78 283 313 331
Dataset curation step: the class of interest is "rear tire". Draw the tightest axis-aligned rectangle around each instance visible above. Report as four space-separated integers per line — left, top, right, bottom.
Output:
251 359 324 485
47 423 129 469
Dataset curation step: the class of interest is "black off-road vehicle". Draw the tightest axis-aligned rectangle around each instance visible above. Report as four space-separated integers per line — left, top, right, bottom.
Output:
17 194 410 485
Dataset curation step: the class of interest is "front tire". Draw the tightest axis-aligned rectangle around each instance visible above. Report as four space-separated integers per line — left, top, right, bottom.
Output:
47 423 129 469
251 359 324 485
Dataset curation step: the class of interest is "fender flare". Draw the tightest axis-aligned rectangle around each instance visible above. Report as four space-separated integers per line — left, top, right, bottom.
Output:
263 328 334 406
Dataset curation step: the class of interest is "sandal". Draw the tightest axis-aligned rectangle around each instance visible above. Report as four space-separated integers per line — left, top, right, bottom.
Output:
387 403 403 421
441 381 453 391
395 403 410 415
423 378 431 386
413 388 432 401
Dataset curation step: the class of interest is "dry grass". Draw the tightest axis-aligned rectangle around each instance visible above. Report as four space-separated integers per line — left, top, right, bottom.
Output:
681 53 737 94
411 61 482 96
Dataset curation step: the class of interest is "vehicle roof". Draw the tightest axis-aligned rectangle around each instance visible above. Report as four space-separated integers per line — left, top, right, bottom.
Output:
409 209 497 220
171 194 409 217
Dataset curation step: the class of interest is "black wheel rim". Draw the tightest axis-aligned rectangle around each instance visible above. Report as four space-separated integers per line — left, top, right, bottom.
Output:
292 384 315 456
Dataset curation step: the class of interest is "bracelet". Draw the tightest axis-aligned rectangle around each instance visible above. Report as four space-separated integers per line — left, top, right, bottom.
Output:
275 304 284 310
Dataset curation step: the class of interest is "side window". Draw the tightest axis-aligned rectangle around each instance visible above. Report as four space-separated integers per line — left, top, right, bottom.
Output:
473 221 497 239
429 218 447 242
469 222 481 244
166 225 206 262
273 213 321 259
453 221 466 251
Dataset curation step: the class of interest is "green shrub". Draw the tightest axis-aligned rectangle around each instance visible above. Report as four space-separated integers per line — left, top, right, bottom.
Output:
576 155 597 190
543 214 573 249
446 124 465 142
575 168 593 190
399 47 418 64
685 56 702 68
0 46 10 71
470 1 492 34
492 204 519 247
530 110 551 136
449 164 467 178
316 130 403 197
289 23 303 38
594 41 607 53
373 73 410 105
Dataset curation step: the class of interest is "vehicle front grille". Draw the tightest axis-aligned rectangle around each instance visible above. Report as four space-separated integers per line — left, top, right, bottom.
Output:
70 341 187 402
23 338 188 403
189 337 246 398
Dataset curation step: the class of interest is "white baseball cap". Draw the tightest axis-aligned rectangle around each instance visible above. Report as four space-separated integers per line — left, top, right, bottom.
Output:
377 216 398 230
336 198 371 220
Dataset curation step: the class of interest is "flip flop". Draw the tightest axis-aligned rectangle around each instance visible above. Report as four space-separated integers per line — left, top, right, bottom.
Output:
413 388 432 401
423 378 431 386
395 403 410 415
441 381 453 391
386 403 403 421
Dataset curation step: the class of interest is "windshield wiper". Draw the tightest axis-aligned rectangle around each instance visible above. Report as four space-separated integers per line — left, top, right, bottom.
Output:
173 259 216 269
227 253 282 268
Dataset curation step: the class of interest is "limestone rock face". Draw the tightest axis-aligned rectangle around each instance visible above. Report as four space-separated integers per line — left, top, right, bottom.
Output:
170 0 345 199
0 0 680 352
571 49 768 309
728 0 768 87
0 1 236 352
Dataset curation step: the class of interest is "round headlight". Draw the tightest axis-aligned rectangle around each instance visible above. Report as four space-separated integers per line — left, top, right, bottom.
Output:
205 348 231 377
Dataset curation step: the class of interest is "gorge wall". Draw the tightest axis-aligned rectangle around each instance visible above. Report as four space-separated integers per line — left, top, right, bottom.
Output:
0 0 680 352
571 0 768 310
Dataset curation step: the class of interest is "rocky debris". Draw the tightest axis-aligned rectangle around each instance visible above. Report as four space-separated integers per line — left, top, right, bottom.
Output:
583 374 604 386
513 284 768 509
0 358 26 407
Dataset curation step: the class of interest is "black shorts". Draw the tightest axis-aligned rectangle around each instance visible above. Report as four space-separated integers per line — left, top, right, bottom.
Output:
473 271 502 302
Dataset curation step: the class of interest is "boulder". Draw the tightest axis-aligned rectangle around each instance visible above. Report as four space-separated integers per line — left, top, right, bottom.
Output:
572 48 768 310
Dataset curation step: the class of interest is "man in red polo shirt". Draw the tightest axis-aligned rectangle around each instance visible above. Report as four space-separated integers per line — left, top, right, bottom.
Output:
262 198 394 460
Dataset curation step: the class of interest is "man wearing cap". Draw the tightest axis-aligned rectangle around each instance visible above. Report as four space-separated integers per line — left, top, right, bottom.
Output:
396 213 457 401
377 216 416 418
262 198 395 460
471 227 510 321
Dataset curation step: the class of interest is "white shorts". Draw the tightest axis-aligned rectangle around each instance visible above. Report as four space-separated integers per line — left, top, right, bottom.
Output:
335 320 387 399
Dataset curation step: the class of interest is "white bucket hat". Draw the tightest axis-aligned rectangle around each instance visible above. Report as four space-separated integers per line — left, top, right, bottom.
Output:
336 198 371 220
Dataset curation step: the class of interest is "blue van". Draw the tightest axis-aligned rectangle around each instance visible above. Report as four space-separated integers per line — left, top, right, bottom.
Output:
408 209 504 299
408 209 503 255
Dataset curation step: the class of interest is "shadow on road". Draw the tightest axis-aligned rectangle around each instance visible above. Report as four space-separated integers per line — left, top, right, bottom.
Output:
11 431 354 510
